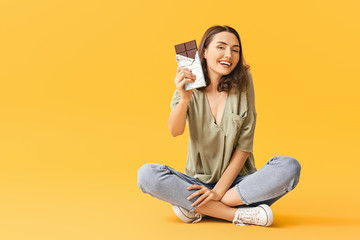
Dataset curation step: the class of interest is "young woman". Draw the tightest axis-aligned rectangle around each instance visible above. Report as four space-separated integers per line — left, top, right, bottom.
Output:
137 25 301 227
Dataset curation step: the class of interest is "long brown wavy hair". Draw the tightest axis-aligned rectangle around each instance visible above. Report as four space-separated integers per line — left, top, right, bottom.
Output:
198 25 251 92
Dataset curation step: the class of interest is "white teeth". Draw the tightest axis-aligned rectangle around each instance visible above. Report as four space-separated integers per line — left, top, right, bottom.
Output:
219 61 231 66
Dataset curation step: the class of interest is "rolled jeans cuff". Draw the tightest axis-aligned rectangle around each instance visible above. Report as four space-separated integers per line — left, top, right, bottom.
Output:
235 184 250 205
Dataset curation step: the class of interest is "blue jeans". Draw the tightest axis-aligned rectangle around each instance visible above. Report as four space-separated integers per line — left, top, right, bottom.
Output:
137 156 301 212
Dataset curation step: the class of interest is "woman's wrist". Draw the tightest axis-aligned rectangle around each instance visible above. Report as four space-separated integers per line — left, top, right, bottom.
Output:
212 187 226 199
179 98 190 105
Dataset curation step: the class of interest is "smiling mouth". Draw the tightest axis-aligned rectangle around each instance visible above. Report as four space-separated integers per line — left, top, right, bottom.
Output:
219 61 232 68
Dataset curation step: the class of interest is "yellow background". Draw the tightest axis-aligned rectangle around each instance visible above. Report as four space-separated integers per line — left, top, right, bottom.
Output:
1 0 359 239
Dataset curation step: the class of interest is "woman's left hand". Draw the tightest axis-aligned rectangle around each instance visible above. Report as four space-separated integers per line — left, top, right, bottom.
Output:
187 185 222 208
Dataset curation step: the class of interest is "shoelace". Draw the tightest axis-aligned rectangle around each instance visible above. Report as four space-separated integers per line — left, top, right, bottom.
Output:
232 207 261 226
191 212 203 223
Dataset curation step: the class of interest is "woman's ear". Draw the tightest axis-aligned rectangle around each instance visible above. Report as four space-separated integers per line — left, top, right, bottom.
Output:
203 49 207 59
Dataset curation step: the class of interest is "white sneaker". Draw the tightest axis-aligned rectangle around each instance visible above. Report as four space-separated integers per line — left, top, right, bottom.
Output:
233 204 273 227
172 205 204 223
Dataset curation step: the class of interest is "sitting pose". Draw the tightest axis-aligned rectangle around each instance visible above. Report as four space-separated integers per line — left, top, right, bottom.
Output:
137 25 301 227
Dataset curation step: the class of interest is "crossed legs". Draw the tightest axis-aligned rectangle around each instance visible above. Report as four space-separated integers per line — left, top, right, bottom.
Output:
137 156 301 222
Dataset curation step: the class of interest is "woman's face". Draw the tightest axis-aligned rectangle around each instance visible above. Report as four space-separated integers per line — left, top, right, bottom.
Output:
203 31 240 80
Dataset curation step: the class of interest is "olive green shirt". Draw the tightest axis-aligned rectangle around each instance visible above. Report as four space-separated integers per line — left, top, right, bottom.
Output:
170 71 257 184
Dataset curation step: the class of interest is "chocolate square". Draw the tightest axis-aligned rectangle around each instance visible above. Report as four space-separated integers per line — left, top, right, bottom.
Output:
185 41 196 51
175 44 186 53
187 49 197 59
175 40 198 59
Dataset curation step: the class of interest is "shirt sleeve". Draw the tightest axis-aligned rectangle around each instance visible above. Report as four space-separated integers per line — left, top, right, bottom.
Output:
170 88 190 114
170 89 181 112
236 71 257 152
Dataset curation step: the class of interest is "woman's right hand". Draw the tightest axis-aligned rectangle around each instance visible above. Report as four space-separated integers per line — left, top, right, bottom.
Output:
174 67 196 102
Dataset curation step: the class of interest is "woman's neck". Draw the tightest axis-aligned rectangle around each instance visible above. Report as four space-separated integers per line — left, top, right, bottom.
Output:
206 81 218 94
206 68 222 94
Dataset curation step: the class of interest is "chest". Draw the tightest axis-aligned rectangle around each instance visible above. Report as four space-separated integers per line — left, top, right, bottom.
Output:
205 92 228 125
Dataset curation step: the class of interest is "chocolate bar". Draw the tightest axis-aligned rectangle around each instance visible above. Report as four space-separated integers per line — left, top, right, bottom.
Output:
174 40 197 59
174 39 206 91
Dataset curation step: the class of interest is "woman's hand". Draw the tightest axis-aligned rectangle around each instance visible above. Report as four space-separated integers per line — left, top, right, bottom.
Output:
174 67 196 103
187 185 222 208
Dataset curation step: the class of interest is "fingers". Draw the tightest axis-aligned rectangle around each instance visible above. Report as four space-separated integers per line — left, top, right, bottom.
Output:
191 191 210 207
175 68 196 85
176 66 181 74
177 67 192 75
187 189 204 201
197 194 213 208
187 185 209 201
179 77 195 89
187 185 202 190
178 72 196 84
186 185 216 208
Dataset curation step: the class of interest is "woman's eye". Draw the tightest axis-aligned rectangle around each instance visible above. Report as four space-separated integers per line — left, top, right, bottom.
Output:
217 46 224 49
233 50 239 53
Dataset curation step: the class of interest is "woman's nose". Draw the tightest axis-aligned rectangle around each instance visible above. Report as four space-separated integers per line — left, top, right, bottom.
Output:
224 48 232 58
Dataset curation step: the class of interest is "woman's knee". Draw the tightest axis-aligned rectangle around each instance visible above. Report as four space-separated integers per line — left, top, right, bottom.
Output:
278 156 301 190
283 156 301 178
137 163 164 193
221 188 245 207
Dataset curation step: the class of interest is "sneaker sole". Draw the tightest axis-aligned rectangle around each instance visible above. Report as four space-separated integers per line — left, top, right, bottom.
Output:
172 205 199 223
258 204 274 227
